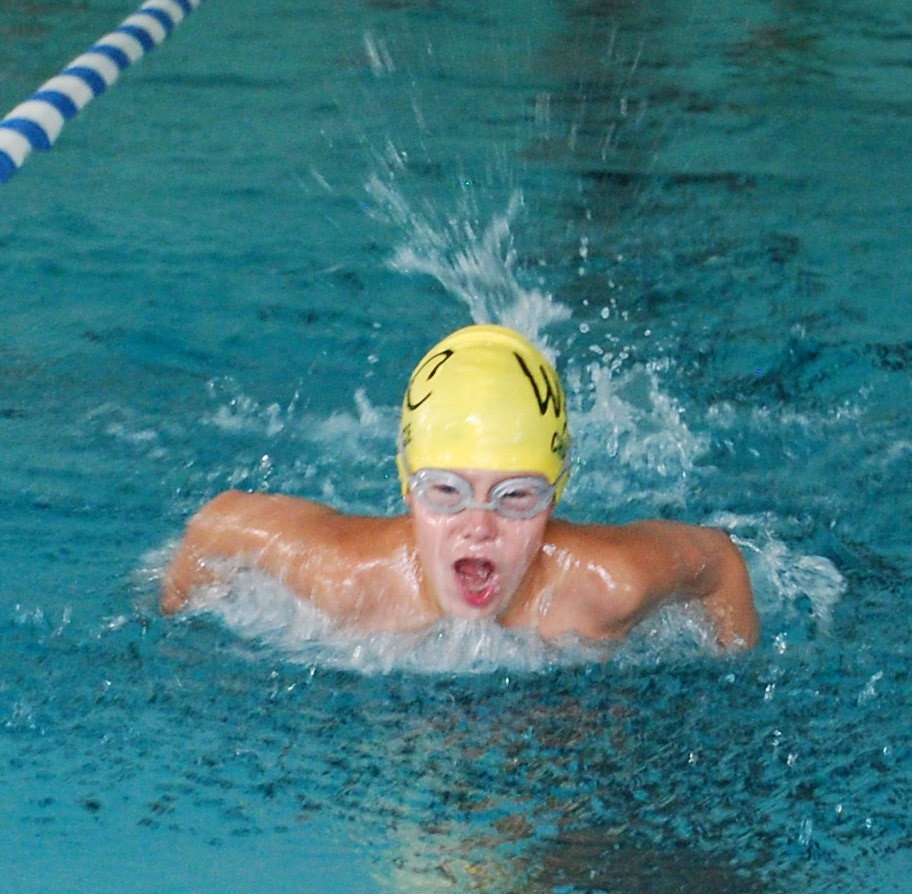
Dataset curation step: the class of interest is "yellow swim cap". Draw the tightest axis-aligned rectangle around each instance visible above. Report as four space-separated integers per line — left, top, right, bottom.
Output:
398 324 571 501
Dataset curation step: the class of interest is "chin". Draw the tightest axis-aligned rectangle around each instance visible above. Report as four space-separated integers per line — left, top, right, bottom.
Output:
443 591 505 621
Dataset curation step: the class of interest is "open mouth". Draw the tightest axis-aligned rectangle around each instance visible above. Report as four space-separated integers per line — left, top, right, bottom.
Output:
453 557 497 607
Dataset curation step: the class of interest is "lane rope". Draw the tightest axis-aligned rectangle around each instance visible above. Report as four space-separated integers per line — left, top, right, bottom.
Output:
0 0 203 185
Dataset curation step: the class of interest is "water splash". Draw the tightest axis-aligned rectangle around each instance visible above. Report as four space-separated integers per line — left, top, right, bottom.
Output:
177 565 617 675
568 355 709 509
365 176 570 347
203 378 392 447
203 377 301 438
142 542 735 675
364 160 713 513
713 511 846 635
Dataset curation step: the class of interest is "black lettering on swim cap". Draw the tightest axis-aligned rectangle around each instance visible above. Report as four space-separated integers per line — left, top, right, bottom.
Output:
513 352 564 419
406 349 453 411
551 422 570 459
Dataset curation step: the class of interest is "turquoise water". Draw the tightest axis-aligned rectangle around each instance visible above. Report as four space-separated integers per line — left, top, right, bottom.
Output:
1 0 910 891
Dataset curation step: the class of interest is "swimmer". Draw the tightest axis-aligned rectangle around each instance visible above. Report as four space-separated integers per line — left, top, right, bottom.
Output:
162 325 759 649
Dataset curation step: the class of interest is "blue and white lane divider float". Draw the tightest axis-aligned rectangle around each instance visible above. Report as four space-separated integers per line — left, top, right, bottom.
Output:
0 0 203 185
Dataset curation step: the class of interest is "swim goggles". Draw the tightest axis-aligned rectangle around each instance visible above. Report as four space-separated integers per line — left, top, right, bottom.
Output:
407 468 555 520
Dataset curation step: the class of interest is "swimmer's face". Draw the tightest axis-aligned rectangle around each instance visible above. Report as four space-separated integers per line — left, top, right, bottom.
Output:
407 469 551 621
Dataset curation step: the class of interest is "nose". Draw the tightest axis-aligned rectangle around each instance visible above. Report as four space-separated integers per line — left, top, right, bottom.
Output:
459 505 499 542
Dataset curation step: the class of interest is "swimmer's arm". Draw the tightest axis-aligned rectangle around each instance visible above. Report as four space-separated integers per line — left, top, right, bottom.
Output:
626 521 759 650
161 490 332 614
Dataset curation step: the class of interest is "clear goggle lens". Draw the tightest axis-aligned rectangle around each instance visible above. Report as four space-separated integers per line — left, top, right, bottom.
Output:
409 469 554 519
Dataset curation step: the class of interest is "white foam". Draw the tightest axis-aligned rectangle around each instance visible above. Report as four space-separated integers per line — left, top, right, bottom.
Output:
183 568 571 675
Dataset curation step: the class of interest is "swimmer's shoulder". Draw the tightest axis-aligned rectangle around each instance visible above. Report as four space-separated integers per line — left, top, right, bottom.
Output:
541 517 637 564
200 489 410 550
543 517 687 566
533 519 657 638
537 517 752 640
203 489 334 521
196 490 358 538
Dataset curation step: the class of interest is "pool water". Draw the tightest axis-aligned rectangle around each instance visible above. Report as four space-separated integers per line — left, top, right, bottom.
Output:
1 0 910 891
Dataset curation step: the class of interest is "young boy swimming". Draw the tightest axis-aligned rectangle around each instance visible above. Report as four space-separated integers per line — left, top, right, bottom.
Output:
162 325 759 649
